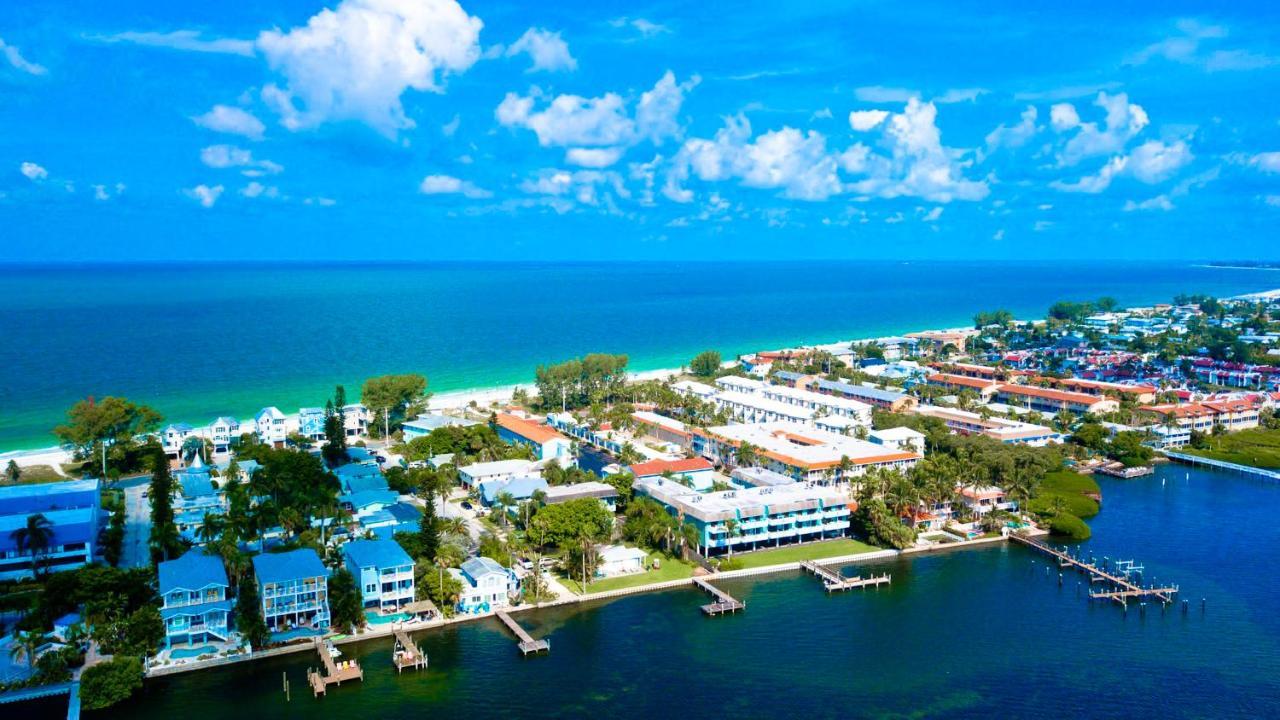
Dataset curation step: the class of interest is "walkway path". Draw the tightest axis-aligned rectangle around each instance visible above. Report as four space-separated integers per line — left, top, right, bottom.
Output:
1163 450 1280 481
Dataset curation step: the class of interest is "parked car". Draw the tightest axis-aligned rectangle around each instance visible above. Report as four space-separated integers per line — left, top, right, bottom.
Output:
461 501 473 510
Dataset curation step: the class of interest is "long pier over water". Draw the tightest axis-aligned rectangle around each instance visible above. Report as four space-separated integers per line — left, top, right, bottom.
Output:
1009 534 1179 608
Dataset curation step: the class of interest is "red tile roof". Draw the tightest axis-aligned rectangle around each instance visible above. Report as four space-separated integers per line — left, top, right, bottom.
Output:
629 457 713 477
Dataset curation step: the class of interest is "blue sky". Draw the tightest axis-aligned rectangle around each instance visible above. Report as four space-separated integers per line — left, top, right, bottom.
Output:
3 0 1280 261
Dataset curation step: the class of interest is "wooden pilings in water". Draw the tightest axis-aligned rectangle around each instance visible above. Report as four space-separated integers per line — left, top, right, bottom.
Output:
393 627 428 672
308 638 364 698
1010 533 1179 609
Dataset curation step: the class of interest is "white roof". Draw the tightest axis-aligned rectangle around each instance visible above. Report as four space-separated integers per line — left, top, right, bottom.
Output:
714 391 814 421
704 421 918 466
715 376 767 392
458 459 538 478
871 427 925 440
597 545 647 563
672 380 717 397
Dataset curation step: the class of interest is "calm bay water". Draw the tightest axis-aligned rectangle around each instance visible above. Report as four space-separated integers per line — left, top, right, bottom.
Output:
1 260 1276 451
79 463 1280 719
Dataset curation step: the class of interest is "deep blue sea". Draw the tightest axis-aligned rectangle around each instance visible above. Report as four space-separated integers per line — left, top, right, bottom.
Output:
41 462 1273 719
1 261 1276 451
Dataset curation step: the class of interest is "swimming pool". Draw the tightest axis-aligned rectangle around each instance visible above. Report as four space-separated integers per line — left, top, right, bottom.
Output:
365 611 410 625
169 645 216 659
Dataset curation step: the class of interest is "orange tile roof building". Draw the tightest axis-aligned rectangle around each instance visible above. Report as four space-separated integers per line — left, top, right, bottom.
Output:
995 384 1119 415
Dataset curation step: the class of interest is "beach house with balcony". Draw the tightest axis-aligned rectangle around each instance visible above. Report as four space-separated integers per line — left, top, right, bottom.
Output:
173 456 226 542
209 416 240 454
0 479 100 581
995 384 1119 415
253 549 330 637
255 407 288 447
342 539 414 613
161 423 197 460
158 550 232 650
450 557 520 614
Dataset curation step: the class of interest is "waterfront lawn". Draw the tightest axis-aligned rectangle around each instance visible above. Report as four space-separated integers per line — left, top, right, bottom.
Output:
724 538 881 569
5 464 67 485
1181 428 1280 469
1029 470 1101 519
562 555 695 595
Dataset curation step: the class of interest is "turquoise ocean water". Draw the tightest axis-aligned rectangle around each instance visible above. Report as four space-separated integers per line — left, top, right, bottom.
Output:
45 462 1276 719
0 261 1276 451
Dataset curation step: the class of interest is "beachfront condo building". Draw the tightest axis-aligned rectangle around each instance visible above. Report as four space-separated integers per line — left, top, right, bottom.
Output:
253 549 330 636
691 421 921 483
341 539 415 613
635 476 853 556
494 412 573 463
0 479 100 581
450 557 520 614
158 550 232 650
995 384 1120 415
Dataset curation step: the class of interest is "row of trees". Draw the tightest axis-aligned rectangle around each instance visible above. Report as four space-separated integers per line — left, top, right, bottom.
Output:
534 353 630 411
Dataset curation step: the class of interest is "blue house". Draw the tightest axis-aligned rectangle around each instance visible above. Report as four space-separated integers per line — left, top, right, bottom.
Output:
253 549 330 638
0 479 100 581
342 539 414 612
450 557 520 614
174 456 226 542
479 475 549 507
158 550 232 649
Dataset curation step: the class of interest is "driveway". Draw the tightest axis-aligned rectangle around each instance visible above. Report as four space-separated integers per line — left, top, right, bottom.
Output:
120 482 151 568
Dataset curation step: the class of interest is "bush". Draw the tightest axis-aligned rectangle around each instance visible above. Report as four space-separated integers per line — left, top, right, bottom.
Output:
1047 512 1091 541
80 656 143 710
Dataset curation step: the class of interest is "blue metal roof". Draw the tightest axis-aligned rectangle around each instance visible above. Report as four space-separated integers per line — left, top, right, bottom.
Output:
335 462 382 479
461 556 507 580
343 539 412 571
480 476 548 505
159 549 228 594
340 489 397 510
252 548 327 584
341 473 389 494
386 502 421 523
177 469 216 498
0 507 95 554
0 478 100 515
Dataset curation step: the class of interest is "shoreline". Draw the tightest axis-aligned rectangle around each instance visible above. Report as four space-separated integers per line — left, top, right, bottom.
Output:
145 532 1020 679
7 282 1279 461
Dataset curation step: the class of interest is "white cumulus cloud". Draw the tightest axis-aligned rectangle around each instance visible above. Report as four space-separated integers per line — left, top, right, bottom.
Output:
193 105 266 140
200 145 283 175
849 110 889 131
506 28 576 72
95 30 254 56
256 0 483 136
419 174 492 198
19 162 47 181
185 184 225 208
1049 103 1080 132
565 148 624 168
1057 92 1149 166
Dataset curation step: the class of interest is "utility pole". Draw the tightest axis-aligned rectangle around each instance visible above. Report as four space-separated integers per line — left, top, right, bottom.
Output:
101 440 107 480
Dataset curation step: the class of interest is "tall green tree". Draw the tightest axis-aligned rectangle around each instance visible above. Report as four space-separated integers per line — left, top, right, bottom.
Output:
362 373 429 438
235 574 270 648
322 385 349 466
418 484 440 562
329 567 364 632
80 656 143 711
147 448 182 564
689 350 722 378
52 396 162 477
4 459 19 483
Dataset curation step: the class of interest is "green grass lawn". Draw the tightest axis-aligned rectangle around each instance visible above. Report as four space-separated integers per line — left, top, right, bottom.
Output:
723 538 882 569
561 554 696 595
1181 428 1280 469
2 464 67 485
1030 469 1101 519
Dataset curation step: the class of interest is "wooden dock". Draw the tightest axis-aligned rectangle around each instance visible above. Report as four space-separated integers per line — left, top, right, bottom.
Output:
800 561 892 593
306 638 364 697
1009 534 1178 607
693 576 745 616
495 610 550 655
392 627 427 672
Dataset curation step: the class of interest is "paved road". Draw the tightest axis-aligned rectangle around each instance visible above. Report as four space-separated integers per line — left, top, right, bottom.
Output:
121 482 151 568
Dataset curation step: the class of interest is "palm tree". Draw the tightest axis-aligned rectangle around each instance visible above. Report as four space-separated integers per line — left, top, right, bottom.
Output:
196 513 225 545
495 491 517 528
736 442 759 467
439 517 469 536
10 513 54 576
9 629 45 670
723 518 740 559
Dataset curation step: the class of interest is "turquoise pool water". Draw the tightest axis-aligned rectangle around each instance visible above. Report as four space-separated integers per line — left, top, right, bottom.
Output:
169 645 216 660
366 612 410 625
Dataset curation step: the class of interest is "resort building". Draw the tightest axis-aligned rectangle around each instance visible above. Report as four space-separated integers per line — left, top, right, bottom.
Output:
913 405 1062 446
158 550 232 650
1038 377 1158 403
806 378 917 412
0 479 100 581
253 549 330 636
757 384 874 426
730 466 797 488
450 557 520 614
925 373 1001 401
342 539 415 613
634 476 853 556
930 362 1005 381
1137 399 1261 438
629 458 716 492
671 380 717 400
254 407 288 447
458 459 540 490
691 422 920 483
712 390 815 425
632 410 693 449
715 376 768 394
493 413 573 463
995 384 1119 415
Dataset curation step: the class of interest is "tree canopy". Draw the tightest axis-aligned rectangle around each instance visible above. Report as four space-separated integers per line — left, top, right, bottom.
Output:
53 396 163 457
362 373 429 436
689 350 722 378
534 353 629 410
528 497 614 548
